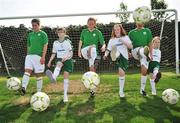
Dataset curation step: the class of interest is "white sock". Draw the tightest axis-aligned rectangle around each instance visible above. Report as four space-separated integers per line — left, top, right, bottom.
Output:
89 58 96 67
153 69 158 79
22 72 30 90
64 79 69 96
37 77 43 92
53 67 61 79
150 79 156 94
141 75 147 92
119 76 125 94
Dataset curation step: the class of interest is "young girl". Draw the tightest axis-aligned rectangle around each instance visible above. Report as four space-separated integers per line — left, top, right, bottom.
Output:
103 24 133 97
46 27 73 102
78 17 106 72
148 36 161 95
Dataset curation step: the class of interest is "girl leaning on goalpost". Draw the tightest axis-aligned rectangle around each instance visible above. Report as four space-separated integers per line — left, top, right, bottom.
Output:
103 24 133 98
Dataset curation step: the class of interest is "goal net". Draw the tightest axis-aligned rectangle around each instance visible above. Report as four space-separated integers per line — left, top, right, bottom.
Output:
0 10 179 75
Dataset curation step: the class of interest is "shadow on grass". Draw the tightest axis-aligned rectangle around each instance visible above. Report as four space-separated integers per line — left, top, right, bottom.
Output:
66 96 95 123
138 96 180 123
66 96 180 123
0 103 30 122
27 100 66 123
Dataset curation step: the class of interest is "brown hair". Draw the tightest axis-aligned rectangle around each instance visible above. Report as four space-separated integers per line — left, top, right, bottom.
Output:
87 17 97 24
152 36 160 43
111 24 127 38
56 27 66 33
31 18 40 25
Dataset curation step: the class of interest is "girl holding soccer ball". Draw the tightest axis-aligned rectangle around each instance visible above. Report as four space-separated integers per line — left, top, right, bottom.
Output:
103 24 133 97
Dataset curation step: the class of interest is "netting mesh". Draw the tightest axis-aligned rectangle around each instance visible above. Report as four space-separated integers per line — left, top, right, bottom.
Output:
0 11 178 75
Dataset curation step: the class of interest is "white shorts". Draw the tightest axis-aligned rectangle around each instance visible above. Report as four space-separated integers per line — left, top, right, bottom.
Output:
25 55 45 73
81 45 97 67
132 47 141 60
132 47 149 69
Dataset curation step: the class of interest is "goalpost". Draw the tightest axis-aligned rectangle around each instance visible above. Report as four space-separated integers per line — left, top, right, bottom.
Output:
0 9 179 75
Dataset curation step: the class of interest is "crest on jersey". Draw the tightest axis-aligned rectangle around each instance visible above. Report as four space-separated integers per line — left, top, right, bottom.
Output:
93 33 96 37
38 33 41 36
143 32 147 35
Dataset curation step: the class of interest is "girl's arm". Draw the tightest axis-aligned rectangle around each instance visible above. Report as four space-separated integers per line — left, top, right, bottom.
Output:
47 53 56 68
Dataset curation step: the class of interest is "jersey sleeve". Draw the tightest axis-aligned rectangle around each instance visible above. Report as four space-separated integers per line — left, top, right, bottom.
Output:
123 36 132 44
80 30 84 42
27 33 31 47
67 40 73 51
42 32 48 45
107 39 112 51
52 42 56 53
128 31 133 41
98 30 105 45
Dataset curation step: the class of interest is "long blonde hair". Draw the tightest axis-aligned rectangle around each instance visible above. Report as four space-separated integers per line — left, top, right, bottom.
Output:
111 24 127 38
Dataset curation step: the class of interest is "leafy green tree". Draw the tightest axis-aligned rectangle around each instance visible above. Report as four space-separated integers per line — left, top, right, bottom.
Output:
116 2 130 23
151 0 168 20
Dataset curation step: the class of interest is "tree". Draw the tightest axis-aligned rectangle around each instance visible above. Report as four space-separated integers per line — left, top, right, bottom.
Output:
116 2 130 23
151 0 168 20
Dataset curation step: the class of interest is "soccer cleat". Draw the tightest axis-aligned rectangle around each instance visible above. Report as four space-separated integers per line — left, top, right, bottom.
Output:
45 69 56 83
63 95 68 103
21 87 26 96
119 92 125 98
111 45 117 61
141 90 148 97
152 92 157 96
90 90 95 98
154 72 161 83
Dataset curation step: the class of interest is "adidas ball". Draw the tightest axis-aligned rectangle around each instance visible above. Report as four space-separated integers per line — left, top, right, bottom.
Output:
30 92 50 112
7 77 21 91
162 89 179 105
82 71 100 90
133 6 151 24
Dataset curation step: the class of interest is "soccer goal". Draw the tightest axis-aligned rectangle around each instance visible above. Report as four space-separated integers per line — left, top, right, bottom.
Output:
0 9 179 75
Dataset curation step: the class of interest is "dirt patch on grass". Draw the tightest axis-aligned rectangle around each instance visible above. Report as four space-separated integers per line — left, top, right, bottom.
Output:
44 80 86 94
44 79 113 96
77 106 94 116
12 96 30 106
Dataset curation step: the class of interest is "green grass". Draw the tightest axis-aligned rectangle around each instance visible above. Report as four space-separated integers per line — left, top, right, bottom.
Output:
0 72 180 123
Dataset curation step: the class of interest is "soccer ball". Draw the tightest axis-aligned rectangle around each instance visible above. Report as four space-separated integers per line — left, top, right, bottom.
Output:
30 92 50 112
6 77 21 91
162 89 179 104
82 71 100 90
133 6 151 24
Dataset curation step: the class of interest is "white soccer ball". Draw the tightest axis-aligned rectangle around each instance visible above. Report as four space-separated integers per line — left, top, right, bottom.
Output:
82 71 100 90
133 6 151 24
30 92 50 112
162 89 179 105
7 77 21 91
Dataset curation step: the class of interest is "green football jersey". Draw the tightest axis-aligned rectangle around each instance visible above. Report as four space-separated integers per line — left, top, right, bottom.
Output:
128 28 152 49
27 30 48 56
80 28 104 50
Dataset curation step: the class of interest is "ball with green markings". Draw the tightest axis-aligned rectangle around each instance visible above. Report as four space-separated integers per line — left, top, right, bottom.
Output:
162 89 179 104
82 71 100 90
133 6 151 24
30 92 50 112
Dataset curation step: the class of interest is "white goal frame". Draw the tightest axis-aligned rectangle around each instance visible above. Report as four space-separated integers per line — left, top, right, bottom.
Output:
0 9 179 74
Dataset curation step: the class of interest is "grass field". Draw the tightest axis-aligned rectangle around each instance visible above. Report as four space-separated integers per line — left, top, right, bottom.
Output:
0 72 180 123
